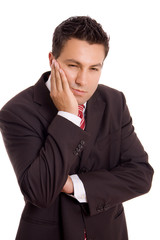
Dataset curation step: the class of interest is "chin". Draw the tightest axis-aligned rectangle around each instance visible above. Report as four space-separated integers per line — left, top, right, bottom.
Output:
77 99 86 105
75 97 83 105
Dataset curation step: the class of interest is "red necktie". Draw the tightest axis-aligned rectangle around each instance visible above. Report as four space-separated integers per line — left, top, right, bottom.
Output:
78 105 87 239
78 105 85 130
84 229 87 240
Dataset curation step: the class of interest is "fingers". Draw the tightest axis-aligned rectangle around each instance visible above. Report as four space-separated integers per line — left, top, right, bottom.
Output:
50 60 78 115
55 61 63 91
50 59 70 100
51 59 69 92
51 59 63 92
59 68 70 90
50 60 57 92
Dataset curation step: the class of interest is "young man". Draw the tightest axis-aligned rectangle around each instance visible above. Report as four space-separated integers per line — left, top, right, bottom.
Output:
0 16 153 240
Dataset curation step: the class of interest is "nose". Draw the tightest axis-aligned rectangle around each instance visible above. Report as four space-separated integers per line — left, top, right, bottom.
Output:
75 70 87 86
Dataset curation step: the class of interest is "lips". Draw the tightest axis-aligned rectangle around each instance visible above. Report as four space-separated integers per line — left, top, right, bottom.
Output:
71 88 87 95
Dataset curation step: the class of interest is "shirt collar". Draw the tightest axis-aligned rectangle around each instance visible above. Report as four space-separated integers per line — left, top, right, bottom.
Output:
46 75 51 91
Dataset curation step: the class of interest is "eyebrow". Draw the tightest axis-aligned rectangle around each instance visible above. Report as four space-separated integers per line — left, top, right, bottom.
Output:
64 59 103 68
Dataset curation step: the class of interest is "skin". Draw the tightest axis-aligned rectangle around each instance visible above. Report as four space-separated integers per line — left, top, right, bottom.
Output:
48 38 105 194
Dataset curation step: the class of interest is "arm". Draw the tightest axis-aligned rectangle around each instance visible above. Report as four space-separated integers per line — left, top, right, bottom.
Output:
0 108 89 208
49 59 79 195
78 93 154 216
0 60 89 208
57 111 87 202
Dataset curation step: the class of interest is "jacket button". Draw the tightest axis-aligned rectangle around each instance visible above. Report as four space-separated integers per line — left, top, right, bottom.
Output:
96 206 103 213
80 140 85 145
97 208 103 213
78 143 83 149
75 147 81 153
104 205 110 211
73 150 79 156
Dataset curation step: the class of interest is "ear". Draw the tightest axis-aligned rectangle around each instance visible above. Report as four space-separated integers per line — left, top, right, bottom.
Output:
48 52 55 68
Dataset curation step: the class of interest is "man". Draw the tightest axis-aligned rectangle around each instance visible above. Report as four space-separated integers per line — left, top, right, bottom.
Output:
0 16 153 240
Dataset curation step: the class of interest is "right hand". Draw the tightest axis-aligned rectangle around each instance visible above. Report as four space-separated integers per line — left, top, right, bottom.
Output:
61 176 74 194
50 60 78 116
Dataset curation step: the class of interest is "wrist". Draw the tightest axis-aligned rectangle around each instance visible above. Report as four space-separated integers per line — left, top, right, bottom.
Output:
58 111 81 127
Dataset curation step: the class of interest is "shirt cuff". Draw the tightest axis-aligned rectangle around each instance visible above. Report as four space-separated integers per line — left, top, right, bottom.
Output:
70 174 87 203
58 111 81 127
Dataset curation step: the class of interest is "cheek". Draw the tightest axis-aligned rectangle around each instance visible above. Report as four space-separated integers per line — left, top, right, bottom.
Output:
62 67 77 84
86 79 99 100
89 76 100 91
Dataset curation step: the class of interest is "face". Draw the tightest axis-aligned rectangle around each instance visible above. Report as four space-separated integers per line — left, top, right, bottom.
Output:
49 38 105 105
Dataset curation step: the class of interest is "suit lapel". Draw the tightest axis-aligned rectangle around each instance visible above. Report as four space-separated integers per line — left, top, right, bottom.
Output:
33 71 58 123
80 88 106 167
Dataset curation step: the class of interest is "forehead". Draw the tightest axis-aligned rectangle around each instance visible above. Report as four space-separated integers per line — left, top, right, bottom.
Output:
58 38 105 65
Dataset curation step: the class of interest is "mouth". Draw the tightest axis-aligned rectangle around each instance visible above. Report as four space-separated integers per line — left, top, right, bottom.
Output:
71 88 87 96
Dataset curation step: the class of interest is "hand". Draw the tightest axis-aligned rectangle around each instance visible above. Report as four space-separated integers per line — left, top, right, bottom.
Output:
50 60 78 115
61 176 74 194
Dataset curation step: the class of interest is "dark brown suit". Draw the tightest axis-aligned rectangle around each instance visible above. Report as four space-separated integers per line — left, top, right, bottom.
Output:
0 72 153 240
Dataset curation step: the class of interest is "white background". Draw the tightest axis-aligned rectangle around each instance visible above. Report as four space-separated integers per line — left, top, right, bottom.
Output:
0 0 159 239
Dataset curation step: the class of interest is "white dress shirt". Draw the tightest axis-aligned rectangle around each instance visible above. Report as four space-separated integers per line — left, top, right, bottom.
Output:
46 76 87 203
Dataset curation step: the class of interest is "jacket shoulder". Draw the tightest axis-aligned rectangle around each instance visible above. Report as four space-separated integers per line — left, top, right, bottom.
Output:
97 84 126 107
0 86 34 114
0 86 36 133
0 71 50 114
98 84 122 97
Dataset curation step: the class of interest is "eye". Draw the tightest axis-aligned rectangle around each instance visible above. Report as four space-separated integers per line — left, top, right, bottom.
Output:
91 67 99 71
68 64 78 68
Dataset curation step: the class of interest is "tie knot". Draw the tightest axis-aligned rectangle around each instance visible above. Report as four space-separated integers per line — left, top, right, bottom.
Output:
78 104 84 111
78 105 85 130
78 105 85 118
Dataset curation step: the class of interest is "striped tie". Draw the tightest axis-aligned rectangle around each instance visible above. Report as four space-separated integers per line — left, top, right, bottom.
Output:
78 104 87 239
78 105 85 130
84 229 87 240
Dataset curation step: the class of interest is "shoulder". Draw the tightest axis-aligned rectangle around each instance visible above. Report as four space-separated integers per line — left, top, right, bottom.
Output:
0 85 34 115
96 84 126 108
97 84 122 97
0 85 37 133
0 71 50 118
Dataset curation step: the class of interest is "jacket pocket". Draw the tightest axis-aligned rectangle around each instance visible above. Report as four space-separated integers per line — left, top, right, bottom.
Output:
16 217 61 240
22 215 58 226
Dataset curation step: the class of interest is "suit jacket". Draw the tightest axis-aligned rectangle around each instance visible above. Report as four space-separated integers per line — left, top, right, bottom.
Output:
0 72 153 240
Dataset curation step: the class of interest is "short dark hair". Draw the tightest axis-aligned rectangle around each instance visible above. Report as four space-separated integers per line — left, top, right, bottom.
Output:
52 16 110 59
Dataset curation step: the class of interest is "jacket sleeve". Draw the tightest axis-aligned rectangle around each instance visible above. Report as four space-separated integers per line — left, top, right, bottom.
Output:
0 108 89 208
78 93 154 216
